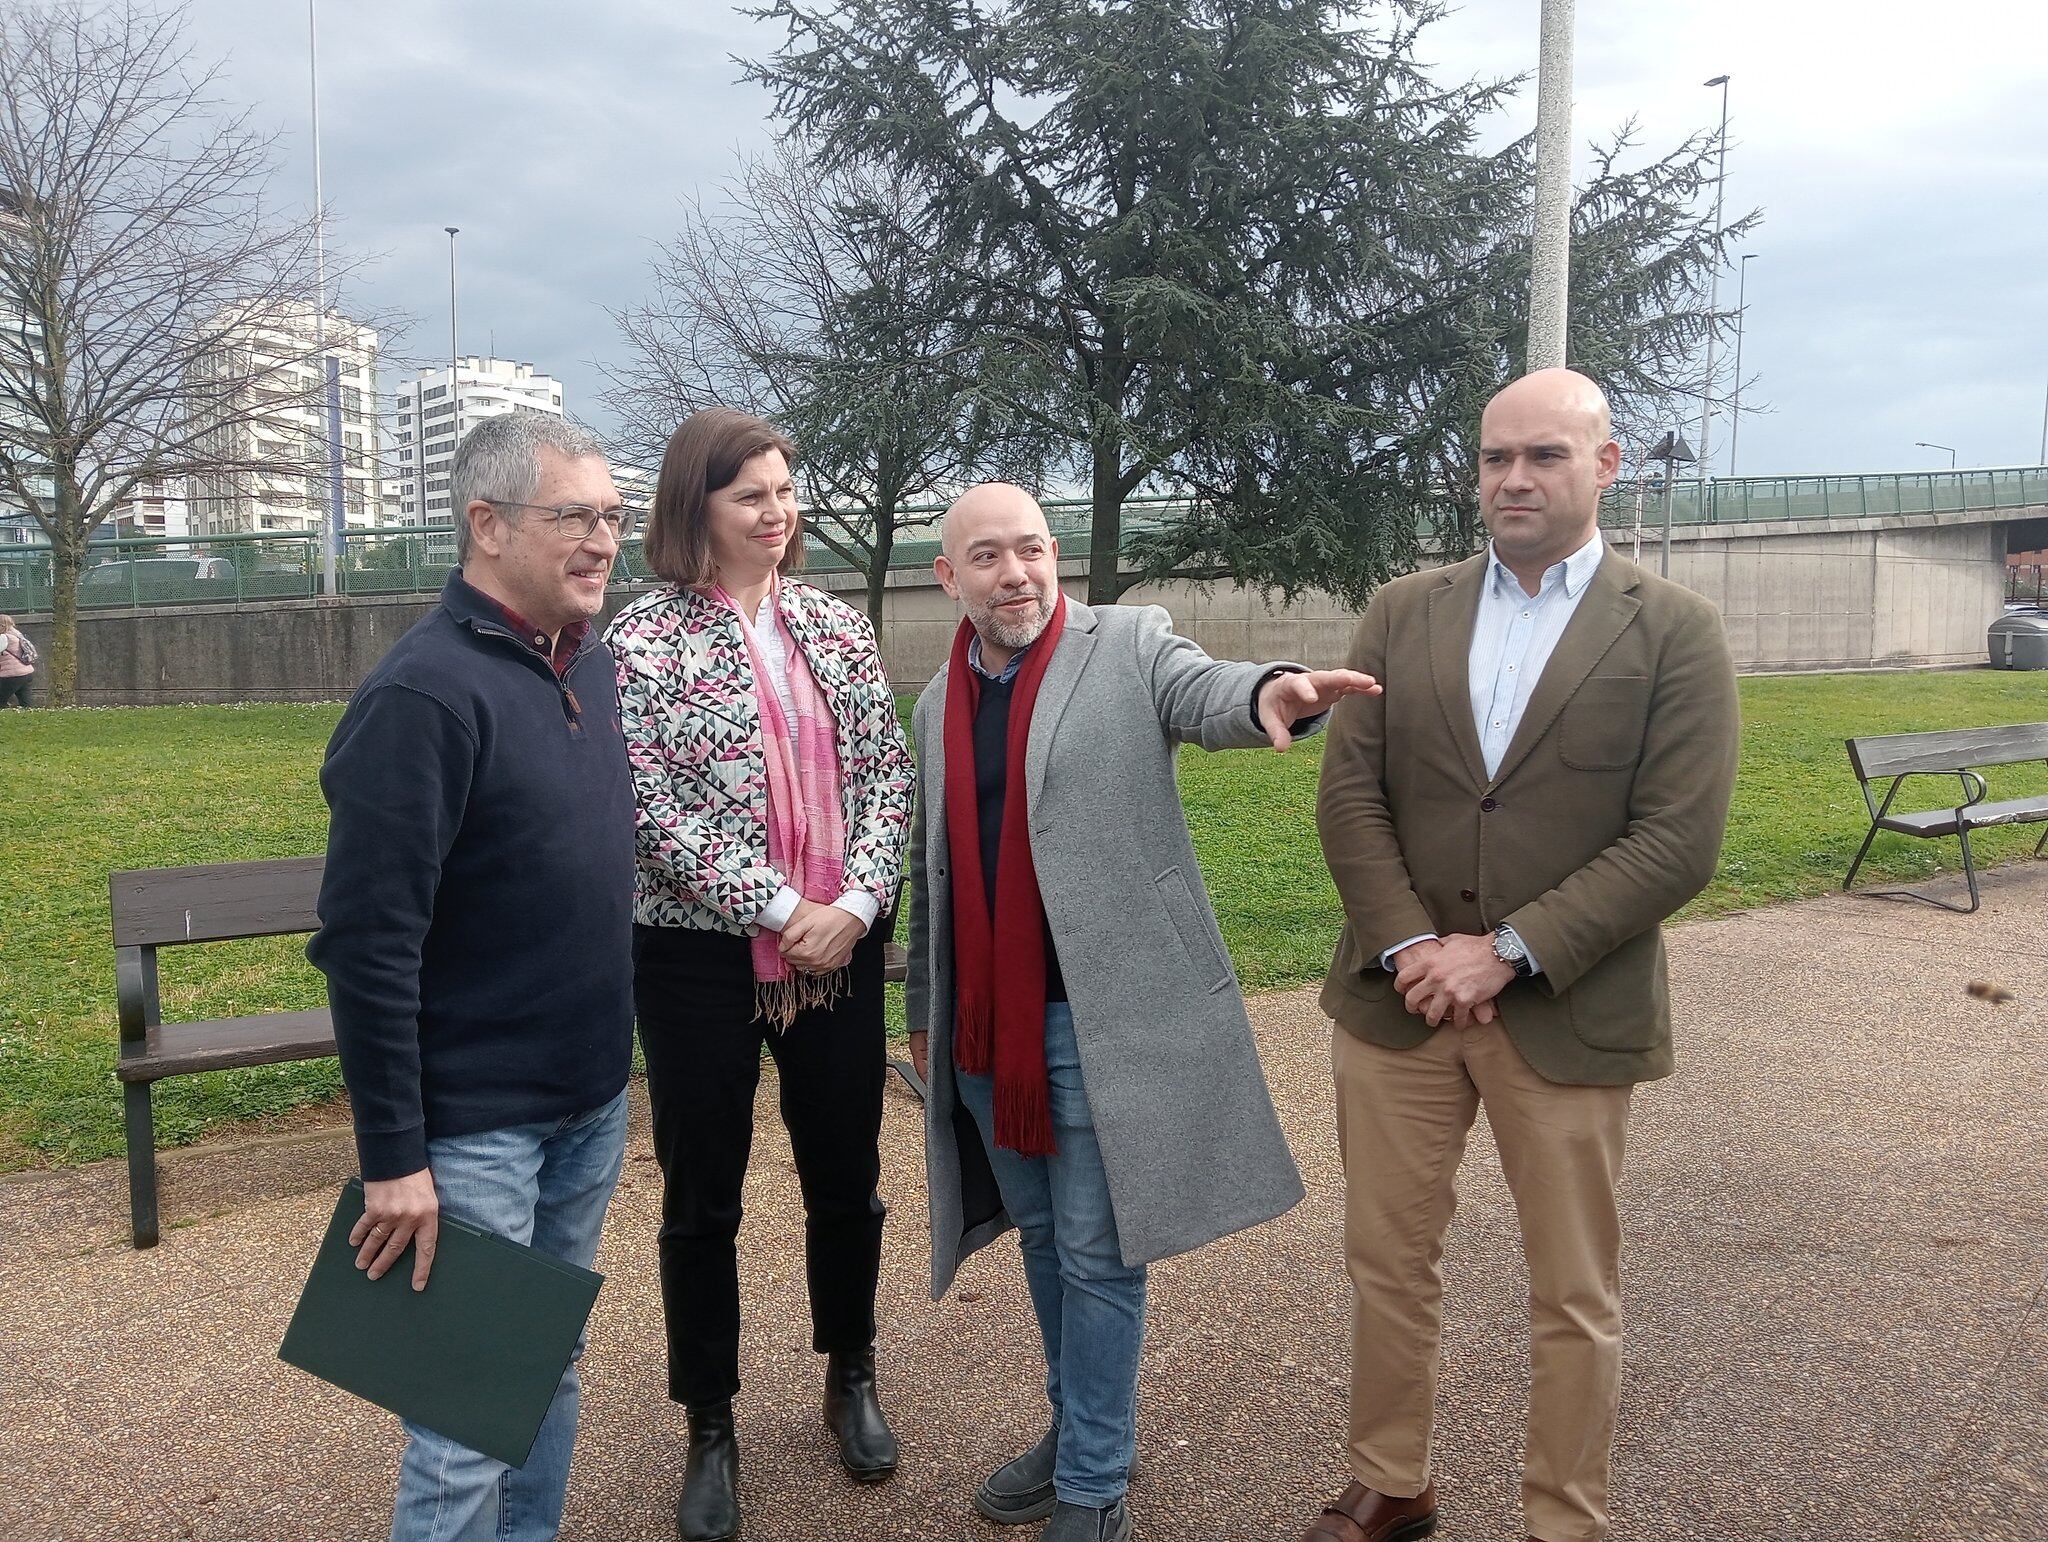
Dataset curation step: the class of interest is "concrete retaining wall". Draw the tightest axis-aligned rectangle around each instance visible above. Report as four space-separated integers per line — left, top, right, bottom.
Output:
14 510 2016 706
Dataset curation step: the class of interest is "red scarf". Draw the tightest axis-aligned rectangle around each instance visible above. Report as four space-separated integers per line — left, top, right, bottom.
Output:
943 595 1067 1156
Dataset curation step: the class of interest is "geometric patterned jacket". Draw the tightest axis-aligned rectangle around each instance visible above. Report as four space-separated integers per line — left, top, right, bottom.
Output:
605 578 915 935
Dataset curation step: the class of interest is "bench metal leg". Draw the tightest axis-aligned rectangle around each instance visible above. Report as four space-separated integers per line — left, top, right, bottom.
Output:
2034 823 2048 859
1842 819 1883 893
1853 829 1983 914
124 1080 159 1249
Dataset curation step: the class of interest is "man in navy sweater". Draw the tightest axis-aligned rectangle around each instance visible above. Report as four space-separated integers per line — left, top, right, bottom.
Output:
309 411 638 1542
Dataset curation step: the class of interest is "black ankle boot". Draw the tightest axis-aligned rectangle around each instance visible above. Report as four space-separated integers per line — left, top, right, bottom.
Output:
822 1348 899 1482
677 1401 739 1541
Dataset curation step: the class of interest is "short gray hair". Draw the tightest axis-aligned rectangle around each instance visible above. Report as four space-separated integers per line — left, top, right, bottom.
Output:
448 412 609 563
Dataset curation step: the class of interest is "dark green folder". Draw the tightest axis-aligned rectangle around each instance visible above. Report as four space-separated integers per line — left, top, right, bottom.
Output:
279 1178 604 1467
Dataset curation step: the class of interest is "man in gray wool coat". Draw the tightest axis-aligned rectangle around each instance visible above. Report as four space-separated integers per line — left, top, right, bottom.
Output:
904 482 1379 1542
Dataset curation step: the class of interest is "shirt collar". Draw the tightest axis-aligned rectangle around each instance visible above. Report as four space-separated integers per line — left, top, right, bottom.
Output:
450 573 587 669
1487 529 1606 601
967 629 1031 684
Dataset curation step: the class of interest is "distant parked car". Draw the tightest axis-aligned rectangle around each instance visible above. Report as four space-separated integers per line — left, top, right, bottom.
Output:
80 557 239 600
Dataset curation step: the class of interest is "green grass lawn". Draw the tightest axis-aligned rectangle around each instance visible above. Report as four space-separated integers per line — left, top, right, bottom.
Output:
3 670 2045 1171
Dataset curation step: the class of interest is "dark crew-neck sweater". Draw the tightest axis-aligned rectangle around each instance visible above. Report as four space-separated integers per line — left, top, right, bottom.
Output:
308 573 636 1180
971 670 1067 1002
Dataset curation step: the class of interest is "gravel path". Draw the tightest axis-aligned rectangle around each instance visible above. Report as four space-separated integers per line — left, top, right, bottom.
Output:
5 864 2045 1539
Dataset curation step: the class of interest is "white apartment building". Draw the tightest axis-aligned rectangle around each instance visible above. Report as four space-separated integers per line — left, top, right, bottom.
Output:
0 187 53 552
613 462 656 508
184 304 382 540
392 358 565 530
120 481 189 542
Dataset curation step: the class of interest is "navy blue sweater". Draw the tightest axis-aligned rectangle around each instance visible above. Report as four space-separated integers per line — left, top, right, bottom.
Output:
308 574 635 1180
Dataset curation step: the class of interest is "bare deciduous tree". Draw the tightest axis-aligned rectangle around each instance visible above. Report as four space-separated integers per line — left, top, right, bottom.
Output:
0 0 378 703
604 140 1045 625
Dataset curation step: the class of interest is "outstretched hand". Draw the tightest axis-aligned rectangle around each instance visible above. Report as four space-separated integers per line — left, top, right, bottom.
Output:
1256 668 1382 751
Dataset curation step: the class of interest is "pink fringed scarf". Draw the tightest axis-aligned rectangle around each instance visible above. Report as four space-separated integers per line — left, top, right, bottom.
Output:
714 578 849 1027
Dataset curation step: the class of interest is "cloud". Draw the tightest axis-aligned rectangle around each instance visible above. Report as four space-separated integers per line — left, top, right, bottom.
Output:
176 0 2047 480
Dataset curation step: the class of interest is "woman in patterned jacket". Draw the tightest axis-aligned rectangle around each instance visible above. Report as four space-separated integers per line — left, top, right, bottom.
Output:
607 408 916 1542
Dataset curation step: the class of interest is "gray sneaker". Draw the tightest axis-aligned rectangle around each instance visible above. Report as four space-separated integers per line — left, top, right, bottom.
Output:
1041 1499 1132 1542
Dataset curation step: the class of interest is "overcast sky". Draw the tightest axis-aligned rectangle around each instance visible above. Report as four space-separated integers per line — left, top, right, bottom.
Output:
175 0 2048 480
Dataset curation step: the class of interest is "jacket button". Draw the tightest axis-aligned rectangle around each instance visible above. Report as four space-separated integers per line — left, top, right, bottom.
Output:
1460 888 1477 902
1480 796 1498 812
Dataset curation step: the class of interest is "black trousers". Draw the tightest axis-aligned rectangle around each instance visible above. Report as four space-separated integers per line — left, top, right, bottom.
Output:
633 922 888 1408
0 675 30 708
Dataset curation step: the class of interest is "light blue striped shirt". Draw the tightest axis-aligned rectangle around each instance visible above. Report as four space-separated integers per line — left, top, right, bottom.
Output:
1469 531 1608 778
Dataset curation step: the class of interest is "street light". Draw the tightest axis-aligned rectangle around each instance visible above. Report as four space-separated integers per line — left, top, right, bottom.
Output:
308 0 343 597
1914 441 1957 469
1727 253 1757 477
444 225 462 495
1650 429 1698 578
1695 75 1731 481
444 226 460 382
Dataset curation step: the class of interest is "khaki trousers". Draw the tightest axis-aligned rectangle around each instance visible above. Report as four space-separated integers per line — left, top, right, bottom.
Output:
1332 1019 1633 1542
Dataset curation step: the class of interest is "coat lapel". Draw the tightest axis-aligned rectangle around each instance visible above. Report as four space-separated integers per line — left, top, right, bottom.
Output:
1426 556 1489 787
1024 596 1097 810
1488 550 1643 787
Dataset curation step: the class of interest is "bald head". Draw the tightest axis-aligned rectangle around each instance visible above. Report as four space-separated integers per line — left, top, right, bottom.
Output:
1476 368 1622 584
941 481 1050 559
1482 367 1612 448
935 481 1061 663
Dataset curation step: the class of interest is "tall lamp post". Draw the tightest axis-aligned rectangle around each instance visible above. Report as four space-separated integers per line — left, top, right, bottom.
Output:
444 226 461 518
1727 252 1757 476
308 0 344 597
444 226 461 382
1695 74 1731 482
1527 0 1576 370
1914 440 1957 469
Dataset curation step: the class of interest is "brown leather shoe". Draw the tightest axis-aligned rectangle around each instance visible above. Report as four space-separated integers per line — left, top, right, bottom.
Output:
1296 1480 1437 1542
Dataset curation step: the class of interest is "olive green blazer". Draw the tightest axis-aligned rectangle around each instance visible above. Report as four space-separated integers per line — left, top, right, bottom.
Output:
1317 547 1740 1086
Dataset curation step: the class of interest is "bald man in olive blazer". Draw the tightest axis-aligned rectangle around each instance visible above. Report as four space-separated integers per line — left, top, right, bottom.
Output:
1299 370 1740 1542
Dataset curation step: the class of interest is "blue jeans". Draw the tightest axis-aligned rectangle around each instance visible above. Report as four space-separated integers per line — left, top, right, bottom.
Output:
389 1089 629 1542
957 1003 1146 1507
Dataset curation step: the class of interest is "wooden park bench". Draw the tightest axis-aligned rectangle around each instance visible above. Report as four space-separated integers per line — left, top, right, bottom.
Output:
1842 722 2048 914
112 856 911 1250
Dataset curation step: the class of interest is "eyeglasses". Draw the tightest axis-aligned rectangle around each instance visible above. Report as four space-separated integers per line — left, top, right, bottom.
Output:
486 499 641 540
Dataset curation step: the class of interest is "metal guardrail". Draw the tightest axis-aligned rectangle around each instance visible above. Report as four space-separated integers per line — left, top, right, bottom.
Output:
2 470 2044 615
1598 464 2048 528
0 496 1181 613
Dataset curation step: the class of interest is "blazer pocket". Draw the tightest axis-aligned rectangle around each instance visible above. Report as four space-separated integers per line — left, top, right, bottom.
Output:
1155 869 1234 994
1563 932 1666 1051
1559 675 1652 771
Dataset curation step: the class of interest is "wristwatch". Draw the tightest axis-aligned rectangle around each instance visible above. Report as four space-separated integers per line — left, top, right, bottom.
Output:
1491 925 1534 979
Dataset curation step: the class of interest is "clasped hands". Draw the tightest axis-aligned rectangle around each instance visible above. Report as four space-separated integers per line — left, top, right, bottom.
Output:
1391 934 1516 1030
779 897 865 974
